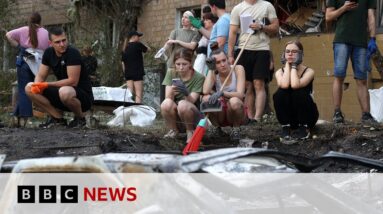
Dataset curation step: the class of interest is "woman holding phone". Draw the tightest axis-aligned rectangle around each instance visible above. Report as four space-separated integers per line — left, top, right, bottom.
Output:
160 48 205 143
273 40 319 141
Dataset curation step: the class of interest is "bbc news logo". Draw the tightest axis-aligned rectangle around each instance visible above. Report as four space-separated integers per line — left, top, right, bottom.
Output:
18 185 137 203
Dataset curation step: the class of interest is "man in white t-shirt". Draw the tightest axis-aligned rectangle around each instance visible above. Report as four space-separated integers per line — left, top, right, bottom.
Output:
228 0 279 123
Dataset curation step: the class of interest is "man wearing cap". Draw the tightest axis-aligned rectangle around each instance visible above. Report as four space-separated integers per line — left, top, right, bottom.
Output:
121 31 151 103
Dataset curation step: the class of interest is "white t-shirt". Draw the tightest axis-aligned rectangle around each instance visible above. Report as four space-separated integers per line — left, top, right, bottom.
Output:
230 0 277 51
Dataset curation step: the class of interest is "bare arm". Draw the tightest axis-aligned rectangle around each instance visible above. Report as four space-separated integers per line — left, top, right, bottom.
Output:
203 70 216 95
228 24 239 63
223 65 245 99
167 40 197 50
325 2 358 21
275 65 291 89
48 65 81 87
368 8 376 38
198 27 211 38
165 85 175 99
290 67 315 89
5 32 19 47
262 18 279 35
34 64 50 82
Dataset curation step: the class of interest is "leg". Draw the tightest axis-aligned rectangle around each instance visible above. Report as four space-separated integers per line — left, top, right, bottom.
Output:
291 89 319 128
351 46 370 113
273 88 293 126
15 63 34 118
126 80 134 100
253 79 266 120
160 98 178 131
332 43 350 111
133 80 143 103
226 97 245 126
25 83 63 119
59 86 85 118
177 100 201 132
244 81 255 119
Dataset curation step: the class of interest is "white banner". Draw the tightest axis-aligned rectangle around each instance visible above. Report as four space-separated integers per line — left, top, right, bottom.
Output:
0 173 382 213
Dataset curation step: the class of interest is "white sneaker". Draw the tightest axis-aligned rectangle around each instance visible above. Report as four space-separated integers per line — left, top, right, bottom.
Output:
164 129 178 139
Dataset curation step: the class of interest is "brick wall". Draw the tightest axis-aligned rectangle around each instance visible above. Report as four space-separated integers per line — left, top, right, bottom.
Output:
8 0 70 27
138 0 241 47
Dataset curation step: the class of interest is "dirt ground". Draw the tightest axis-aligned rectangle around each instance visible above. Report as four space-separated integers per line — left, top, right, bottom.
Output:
0 115 382 172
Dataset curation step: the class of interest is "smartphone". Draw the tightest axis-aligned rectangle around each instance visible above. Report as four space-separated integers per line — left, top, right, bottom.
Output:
172 78 183 86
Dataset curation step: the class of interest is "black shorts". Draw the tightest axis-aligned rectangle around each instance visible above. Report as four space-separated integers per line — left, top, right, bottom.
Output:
42 86 93 112
235 50 270 82
125 71 145 81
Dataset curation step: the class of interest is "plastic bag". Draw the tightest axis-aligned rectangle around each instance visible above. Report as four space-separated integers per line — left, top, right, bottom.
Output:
369 87 383 122
193 53 207 76
23 48 44 75
107 105 156 127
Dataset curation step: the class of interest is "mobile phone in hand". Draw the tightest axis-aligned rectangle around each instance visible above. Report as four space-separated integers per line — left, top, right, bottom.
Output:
172 78 183 86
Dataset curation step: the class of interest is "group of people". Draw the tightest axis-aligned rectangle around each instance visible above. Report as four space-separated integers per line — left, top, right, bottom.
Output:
159 0 379 143
2 0 380 144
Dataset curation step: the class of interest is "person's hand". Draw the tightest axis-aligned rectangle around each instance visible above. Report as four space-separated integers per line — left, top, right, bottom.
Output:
173 81 189 96
280 51 287 65
189 16 202 29
342 1 358 11
31 82 48 94
208 91 223 104
166 40 178 45
367 38 377 55
291 51 303 69
206 56 216 70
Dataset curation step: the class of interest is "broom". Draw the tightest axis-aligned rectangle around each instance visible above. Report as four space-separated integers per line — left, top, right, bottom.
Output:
183 32 253 155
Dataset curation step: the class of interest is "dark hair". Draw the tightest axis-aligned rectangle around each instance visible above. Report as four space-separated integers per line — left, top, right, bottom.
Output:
28 12 42 48
173 48 194 64
211 48 226 58
48 27 65 40
285 40 304 53
203 12 218 24
202 5 211 13
208 0 225 9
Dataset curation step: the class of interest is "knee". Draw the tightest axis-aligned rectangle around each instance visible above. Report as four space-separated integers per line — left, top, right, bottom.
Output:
254 80 265 91
25 82 33 95
177 100 192 114
59 86 75 102
161 98 175 112
229 97 243 111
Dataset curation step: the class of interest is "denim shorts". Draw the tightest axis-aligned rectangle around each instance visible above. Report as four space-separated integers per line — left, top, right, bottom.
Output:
333 43 367 80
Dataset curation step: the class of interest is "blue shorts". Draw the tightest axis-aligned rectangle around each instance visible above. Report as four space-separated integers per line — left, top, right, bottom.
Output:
333 43 367 80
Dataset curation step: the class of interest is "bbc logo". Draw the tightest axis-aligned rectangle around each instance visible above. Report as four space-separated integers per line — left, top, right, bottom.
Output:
18 185 78 203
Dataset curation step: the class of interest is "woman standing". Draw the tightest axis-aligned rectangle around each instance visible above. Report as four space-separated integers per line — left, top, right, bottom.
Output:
121 31 150 103
161 48 205 143
273 40 319 141
163 11 200 70
6 12 49 127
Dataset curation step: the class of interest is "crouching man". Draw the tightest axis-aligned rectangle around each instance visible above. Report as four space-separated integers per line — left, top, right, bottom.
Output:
202 49 247 140
26 27 93 128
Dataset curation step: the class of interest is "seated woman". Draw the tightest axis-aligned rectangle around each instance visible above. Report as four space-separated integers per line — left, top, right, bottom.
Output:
161 48 205 143
202 49 246 140
273 40 319 141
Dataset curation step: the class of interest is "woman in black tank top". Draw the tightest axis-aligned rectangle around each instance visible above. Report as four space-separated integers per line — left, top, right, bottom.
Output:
273 40 319 142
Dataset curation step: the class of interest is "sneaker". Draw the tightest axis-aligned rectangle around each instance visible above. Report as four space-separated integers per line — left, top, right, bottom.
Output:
333 111 344 124
39 117 67 128
247 118 259 125
230 127 241 141
164 129 178 139
279 125 291 141
68 117 87 128
209 126 225 137
361 112 379 126
292 125 310 140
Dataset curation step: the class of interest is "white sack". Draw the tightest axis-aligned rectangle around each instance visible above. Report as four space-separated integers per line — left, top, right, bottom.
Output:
107 105 156 127
369 87 383 123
